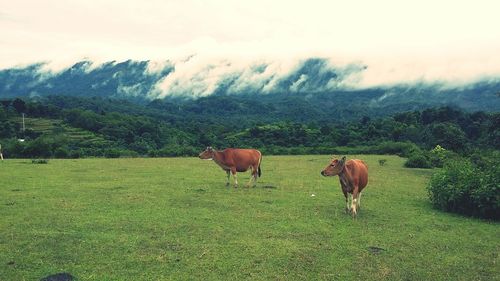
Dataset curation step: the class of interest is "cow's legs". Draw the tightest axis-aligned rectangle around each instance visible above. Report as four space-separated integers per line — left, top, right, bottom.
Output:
231 168 238 188
246 167 254 188
346 194 351 213
351 188 359 217
342 189 349 213
247 166 258 187
253 165 258 187
225 170 231 186
357 192 362 210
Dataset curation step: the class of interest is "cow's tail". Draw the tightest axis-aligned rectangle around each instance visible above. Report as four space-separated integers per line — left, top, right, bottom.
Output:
258 153 262 177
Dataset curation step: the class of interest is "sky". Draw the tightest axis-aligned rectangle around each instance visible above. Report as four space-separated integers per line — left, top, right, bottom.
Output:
1 0 500 87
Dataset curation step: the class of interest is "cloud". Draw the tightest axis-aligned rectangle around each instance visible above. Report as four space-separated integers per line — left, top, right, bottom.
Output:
1 0 500 69
3 55 500 100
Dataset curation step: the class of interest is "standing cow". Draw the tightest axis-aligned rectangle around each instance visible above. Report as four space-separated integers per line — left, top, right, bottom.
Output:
199 147 262 188
321 156 368 217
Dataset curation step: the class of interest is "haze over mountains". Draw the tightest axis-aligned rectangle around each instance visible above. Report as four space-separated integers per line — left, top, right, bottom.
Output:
1 58 499 120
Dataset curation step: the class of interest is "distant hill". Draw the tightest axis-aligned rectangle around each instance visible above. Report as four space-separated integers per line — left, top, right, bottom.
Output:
1 59 499 121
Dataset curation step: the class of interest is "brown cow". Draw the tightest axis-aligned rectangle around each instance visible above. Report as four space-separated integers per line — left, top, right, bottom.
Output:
199 147 262 188
321 156 368 217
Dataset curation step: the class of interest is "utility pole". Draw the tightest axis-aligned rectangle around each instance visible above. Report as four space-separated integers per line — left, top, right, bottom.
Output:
19 113 26 142
22 113 26 132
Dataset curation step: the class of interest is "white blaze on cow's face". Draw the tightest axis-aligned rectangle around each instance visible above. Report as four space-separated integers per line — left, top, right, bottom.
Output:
198 147 214 160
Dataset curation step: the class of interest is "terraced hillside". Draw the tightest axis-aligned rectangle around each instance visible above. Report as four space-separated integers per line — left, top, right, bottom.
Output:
11 117 113 148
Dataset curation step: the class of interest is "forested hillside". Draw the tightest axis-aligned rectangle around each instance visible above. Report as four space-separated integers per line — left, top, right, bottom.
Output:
0 96 498 158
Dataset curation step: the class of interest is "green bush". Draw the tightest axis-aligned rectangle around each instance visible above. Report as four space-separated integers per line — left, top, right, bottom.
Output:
372 141 420 157
104 149 121 158
119 149 139 158
427 157 499 220
54 147 69 158
428 145 457 168
69 150 82 159
404 153 432 168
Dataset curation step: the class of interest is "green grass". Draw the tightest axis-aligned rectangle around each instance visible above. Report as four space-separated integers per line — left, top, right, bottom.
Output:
0 155 498 280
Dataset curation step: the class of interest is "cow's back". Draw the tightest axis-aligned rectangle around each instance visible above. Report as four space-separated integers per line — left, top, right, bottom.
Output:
346 159 368 191
223 148 261 172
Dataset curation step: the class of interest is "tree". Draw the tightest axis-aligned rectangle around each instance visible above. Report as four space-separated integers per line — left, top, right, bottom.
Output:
424 123 468 152
12 98 27 113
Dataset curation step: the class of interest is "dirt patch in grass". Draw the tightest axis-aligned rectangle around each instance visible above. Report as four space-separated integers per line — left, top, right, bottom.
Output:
367 246 386 254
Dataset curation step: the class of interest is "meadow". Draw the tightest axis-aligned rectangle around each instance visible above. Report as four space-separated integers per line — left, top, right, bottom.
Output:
0 155 498 280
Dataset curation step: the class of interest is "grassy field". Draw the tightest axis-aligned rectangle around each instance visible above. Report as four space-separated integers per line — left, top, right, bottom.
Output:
0 155 498 280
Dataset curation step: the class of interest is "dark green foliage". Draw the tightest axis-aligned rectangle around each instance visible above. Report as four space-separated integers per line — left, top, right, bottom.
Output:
69 150 82 159
0 96 498 158
12 98 26 113
104 149 121 158
54 147 70 158
370 141 420 157
404 153 432 168
31 159 48 164
427 153 500 220
424 123 468 153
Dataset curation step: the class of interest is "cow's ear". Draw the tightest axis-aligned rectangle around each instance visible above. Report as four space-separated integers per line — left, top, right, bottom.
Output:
340 156 346 165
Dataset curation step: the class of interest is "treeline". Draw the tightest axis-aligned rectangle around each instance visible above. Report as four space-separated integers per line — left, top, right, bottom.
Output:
0 96 498 158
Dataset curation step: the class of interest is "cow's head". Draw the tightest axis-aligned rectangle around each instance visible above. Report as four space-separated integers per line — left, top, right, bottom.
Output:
321 156 346 177
199 146 215 160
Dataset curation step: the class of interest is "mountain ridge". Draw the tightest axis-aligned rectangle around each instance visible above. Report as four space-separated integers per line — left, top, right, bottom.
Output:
1 59 499 119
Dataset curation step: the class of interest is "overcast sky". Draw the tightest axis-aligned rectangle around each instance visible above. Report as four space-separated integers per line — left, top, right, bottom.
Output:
1 0 500 84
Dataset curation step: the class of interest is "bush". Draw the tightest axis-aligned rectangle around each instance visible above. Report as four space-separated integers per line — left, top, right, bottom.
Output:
119 149 139 158
104 148 121 158
428 145 457 168
69 150 82 159
54 147 69 158
372 141 420 157
32 159 48 164
427 157 499 220
404 153 432 168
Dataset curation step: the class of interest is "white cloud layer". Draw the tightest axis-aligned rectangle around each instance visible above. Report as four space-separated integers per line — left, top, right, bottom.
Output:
1 0 500 88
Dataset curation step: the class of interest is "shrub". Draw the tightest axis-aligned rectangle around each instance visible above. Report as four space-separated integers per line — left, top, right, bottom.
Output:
404 153 432 168
148 149 159 157
54 147 69 158
104 148 121 158
428 145 457 168
119 149 139 158
378 159 387 166
69 150 82 159
373 141 420 157
427 157 499 220
32 159 48 164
